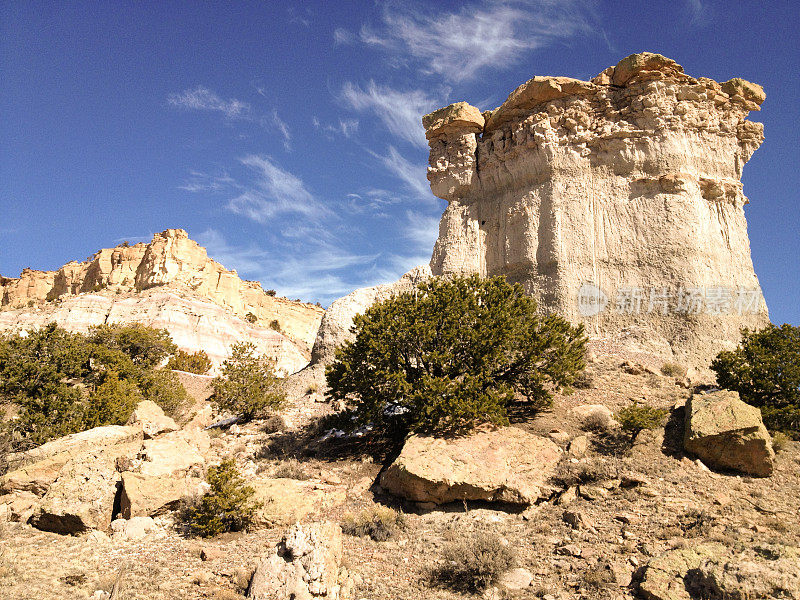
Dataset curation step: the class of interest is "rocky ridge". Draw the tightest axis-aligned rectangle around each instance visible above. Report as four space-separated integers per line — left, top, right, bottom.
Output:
424 52 769 367
0 229 324 374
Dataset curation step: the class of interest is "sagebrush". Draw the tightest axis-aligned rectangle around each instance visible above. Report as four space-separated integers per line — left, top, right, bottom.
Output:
432 529 516 592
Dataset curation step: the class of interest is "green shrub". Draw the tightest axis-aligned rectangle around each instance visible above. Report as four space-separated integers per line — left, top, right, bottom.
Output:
187 459 260 537
265 289 277 297
1 323 188 448
615 403 666 443
432 530 516 592
211 342 286 421
711 324 800 437
83 371 140 429
268 319 281 332
341 506 405 541
326 275 586 436
660 362 687 378
166 349 212 374
87 323 177 368
136 369 191 419
245 312 257 324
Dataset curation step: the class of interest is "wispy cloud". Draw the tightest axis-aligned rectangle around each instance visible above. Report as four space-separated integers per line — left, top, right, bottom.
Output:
178 170 238 193
198 228 386 303
685 0 710 25
341 81 440 148
372 146 434 202
333 27 356 45
168 86 251 118
404 210 440 247
270 110 292 150
169 86 293 149
225 155 329 222
359 0 595 82
312 116 360 139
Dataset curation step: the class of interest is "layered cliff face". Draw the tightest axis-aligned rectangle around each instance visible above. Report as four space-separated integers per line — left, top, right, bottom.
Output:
0 230 324 375
424 52 769 366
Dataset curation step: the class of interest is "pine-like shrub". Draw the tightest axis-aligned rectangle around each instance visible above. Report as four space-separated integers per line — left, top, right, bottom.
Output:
166 349 212 374
187 459 260 537
326 275 586 435
211 342 285 421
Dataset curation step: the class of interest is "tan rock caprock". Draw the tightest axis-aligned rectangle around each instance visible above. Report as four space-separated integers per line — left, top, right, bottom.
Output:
423 52 769 366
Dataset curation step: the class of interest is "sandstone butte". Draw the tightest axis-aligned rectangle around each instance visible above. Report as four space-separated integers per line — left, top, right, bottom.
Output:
0 229 324 375
423 51 769 367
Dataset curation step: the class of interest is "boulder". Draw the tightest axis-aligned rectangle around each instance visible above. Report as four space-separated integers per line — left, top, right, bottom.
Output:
683 391 774 476
639 543 727 600
28 440 138 534
379 427 561 505
639 544 800 600
248 522 344 600
126 400 177 438
110 516 157 540
118 472 203 519
136 429 210 477
249 477 346 529
422 102 484 138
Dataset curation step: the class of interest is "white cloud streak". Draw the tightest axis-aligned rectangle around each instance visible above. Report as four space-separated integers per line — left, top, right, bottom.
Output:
168 86 251 118
360 0 595 82
373 146 435 202
225 155 329 222
341 81 439 148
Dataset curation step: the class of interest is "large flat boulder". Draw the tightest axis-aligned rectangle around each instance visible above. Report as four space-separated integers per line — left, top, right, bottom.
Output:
379 427 561 505
136 429 210 477
126 400 177 438
684 391 774 476
249 477 346 529
639 543 727 600
118 472 203 518
248 522 344 600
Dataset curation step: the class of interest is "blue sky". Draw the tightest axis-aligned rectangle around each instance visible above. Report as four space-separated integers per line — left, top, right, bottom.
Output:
1 1 798 324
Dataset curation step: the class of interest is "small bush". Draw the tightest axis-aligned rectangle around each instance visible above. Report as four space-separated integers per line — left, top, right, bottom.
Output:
573 371 594 389
711 323 800 437
660 362 687 378
615 403 666 443
268 319 281 332
212 342 286 421
84 371 141 429
265 289 277 297
305 383 319 395
341 506 405 542
187 459 260 537
137 369 191 419
272 458 309 480
245 312 258 324
551 458 619 487
433 530 516 592
166 349 212 374
772 431 789 453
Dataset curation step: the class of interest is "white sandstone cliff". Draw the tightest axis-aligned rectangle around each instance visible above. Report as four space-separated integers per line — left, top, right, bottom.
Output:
424 52 769 366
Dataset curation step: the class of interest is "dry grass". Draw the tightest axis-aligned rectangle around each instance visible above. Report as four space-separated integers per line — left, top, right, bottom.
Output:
431 529 516 593
341 505 406 541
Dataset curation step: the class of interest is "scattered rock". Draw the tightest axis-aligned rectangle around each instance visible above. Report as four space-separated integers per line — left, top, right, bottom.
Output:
126 400 178 438
563 510 597 534
498 567 533 590
683 391 775 476
567 435 589 458
380 427 561 505
248 522 344 599
201 547 225 562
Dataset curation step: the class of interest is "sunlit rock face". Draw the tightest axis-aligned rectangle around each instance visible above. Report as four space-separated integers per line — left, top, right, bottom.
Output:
0 229 323 375
424 52 769 366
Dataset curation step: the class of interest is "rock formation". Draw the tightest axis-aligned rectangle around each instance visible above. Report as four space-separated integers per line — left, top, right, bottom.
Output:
0 229 324 374
424 52 769 366
379 427 561 505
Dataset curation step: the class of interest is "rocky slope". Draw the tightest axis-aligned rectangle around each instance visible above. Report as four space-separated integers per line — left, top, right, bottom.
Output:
424 52 769 367
0 229 324 374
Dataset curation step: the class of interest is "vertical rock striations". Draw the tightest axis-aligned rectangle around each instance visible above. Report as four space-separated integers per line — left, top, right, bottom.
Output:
424 52 769 365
